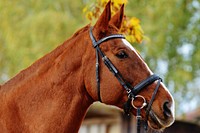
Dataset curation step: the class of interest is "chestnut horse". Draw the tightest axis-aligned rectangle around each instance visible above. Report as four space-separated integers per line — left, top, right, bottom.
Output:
0 2 175 133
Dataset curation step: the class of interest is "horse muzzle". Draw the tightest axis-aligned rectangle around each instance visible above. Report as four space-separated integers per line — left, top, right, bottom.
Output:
148 99 175 130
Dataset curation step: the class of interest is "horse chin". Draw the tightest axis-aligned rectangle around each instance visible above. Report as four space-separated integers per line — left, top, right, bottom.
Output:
147 111 174 131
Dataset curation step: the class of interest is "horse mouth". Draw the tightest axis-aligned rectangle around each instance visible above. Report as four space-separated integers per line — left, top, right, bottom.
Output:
148 111 170 130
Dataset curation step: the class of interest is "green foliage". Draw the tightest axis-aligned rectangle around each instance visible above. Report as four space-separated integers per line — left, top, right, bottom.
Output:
0 0 86 80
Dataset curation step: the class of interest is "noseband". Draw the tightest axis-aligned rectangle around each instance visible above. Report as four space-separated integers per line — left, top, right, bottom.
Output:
89 27 162 133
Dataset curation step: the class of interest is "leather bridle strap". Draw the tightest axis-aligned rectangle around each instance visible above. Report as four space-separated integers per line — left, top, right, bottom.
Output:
124 75 162 115
89 27 163 133
89 27 129 102
144 78 162 130
132 75 162 96
89 27 162 100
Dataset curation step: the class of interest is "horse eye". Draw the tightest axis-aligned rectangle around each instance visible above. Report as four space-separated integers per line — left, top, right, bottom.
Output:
116 51 128 59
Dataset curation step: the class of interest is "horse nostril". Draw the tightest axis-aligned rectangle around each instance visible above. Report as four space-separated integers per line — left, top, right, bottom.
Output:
163 101 172 118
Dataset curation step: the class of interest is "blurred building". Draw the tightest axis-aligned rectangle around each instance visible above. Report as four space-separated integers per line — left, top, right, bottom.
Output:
79 103 200 133
183 107 200 125
79 103 135 133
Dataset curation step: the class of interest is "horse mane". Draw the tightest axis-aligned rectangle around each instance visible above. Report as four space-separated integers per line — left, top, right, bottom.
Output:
2 24 91 88
72 24 90 38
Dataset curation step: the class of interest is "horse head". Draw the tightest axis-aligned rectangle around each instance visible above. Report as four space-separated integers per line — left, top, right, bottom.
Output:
83 1 175 130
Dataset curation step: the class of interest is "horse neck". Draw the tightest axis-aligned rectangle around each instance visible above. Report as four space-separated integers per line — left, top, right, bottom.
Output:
1 26 93 132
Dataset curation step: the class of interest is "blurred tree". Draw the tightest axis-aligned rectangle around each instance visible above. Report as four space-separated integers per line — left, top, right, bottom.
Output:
0 0 199 115
0 0 87 80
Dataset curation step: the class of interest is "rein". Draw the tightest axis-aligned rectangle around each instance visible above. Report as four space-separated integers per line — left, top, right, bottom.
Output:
89 27 162 133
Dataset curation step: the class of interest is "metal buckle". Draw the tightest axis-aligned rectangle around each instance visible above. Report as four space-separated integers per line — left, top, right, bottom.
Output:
131 95 147 109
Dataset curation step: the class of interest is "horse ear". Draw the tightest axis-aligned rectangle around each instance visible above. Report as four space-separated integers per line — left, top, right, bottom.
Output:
109 4 124 30
93 1 111 35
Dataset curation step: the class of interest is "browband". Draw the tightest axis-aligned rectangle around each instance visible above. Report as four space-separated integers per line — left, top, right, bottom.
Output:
89 27 125 48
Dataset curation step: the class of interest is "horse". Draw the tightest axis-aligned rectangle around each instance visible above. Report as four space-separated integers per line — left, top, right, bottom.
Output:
0 1 175 133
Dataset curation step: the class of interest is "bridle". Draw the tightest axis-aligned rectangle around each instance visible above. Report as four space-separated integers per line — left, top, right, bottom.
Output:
89 27 162 133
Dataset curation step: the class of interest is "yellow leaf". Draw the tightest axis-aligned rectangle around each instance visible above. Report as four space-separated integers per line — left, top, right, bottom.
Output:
113 0 128 4
82 6 88 13
100 0 109 6
129 17 140 26
126 35 136 43
135 30 143 43
86 12 93 21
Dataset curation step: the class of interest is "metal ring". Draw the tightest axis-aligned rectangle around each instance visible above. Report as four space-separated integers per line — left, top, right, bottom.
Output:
131 95 147 109
127 89 131 94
